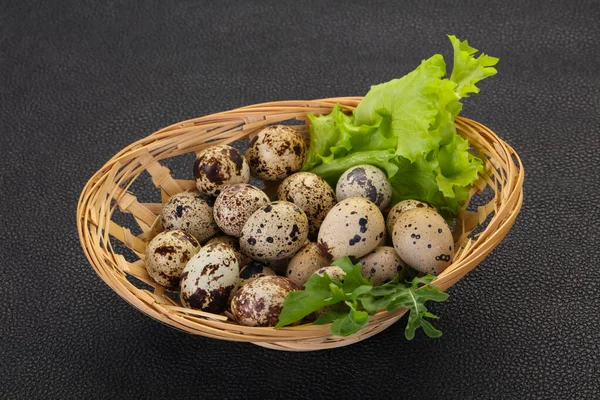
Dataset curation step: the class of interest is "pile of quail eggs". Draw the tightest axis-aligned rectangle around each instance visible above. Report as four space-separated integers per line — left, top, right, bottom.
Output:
144 125 454 327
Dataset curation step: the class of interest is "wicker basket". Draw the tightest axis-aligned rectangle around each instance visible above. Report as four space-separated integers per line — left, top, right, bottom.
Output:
77 97 523 351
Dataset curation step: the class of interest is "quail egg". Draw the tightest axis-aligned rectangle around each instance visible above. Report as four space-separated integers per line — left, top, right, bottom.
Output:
231 276 299 327
213 183 270 237
204 234 251 266
161 191 219 243
386 200 434 236
286 242 331 288
318 197 385 259
359 246 406 286
144 230 201 289
336 165 392 210
277 172 336 238
194 144 250 196
240 201 309 262
237 261 276 288
392 207 454 275
180 243 239 313
314 265 346 280
246 125 306 181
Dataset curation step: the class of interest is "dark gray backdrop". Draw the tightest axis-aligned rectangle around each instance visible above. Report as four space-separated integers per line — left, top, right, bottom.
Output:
2 1 599 399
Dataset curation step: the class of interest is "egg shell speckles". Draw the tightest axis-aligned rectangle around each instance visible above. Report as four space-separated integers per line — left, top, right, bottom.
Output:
231 276 299 327
213 184 270 237
277 172 336 239
180 243 240 313
240 201 309 262
237 261 276 288
359 246 406 286
392 208 454 275
246 125 306 181
318 197 385 259
161 191 219 244
286 242 331 288
386 200 434 236
314 265 346 280
194 144 250 196
336 165 392 210
145 230 201 289
204 234 251 266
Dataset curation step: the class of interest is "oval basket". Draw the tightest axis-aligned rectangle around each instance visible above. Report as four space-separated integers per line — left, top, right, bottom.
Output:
77 97 523 351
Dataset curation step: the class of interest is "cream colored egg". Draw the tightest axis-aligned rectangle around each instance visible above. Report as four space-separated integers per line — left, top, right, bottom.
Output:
161 191 219 244
231 276 299 327
144 230 201 289
240 201 309 262
318 197 385 259
392 208 454 275
386 199 434 236
277 172 336 238
180 243 239 313
213 184 270 237
336 165 392 210
359 246 406 286
194 144 250 196
286 242 331 288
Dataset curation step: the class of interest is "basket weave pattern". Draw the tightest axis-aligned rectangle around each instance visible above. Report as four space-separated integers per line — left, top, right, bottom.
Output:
77 97 523 351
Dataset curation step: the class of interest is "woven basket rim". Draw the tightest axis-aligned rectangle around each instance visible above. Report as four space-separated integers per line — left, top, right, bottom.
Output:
77 97 524 351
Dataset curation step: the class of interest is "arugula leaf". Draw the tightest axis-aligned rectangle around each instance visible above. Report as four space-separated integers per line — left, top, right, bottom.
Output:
330 303 370 337
276 257 449 340
301 35 497 216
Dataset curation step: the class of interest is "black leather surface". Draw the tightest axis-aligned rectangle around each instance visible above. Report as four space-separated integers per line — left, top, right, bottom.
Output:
2 1 599 398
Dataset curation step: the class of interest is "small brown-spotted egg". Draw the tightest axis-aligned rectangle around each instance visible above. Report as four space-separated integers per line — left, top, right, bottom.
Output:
286 242 331 288
336 165 392 210
392 208 454 275
213 184 270 237
386 200 434 236
240 201 309 262
231 276 299 327
318 197 385 259
144 230 201 289
194 144 250 196
180 243 239 313
237 261 276 288
314 265 346 280
246 125 306 181
161 191 219 244
277 172 336 239
205 234 251 266
359 246 406 286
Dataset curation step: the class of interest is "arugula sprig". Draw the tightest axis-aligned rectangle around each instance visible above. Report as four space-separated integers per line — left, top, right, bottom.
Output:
275 257 449 339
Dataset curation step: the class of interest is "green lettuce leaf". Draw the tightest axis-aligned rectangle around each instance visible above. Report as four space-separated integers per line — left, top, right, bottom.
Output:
301 35 498 216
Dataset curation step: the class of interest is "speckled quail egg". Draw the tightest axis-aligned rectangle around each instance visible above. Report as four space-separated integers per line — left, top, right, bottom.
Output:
314 265 346 281
213 183 270 237
240 201 309 262
194 144 250 196
231 276 299 327
392 208 454 275
144 230 201 289
246 125 306 181
386 200 434 236
161 191 219 244
277 172 336 238
359 246 406 286
318 197 385 259
237 261 276 288
336 165 392 210
286 242 331 288
204 234 251 266
180 243 239 313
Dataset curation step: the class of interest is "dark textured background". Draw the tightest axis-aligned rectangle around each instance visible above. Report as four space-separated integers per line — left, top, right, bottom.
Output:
1 0 599 398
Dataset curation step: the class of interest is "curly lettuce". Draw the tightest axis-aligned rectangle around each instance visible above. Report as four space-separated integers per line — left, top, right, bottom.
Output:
302 35 498 216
